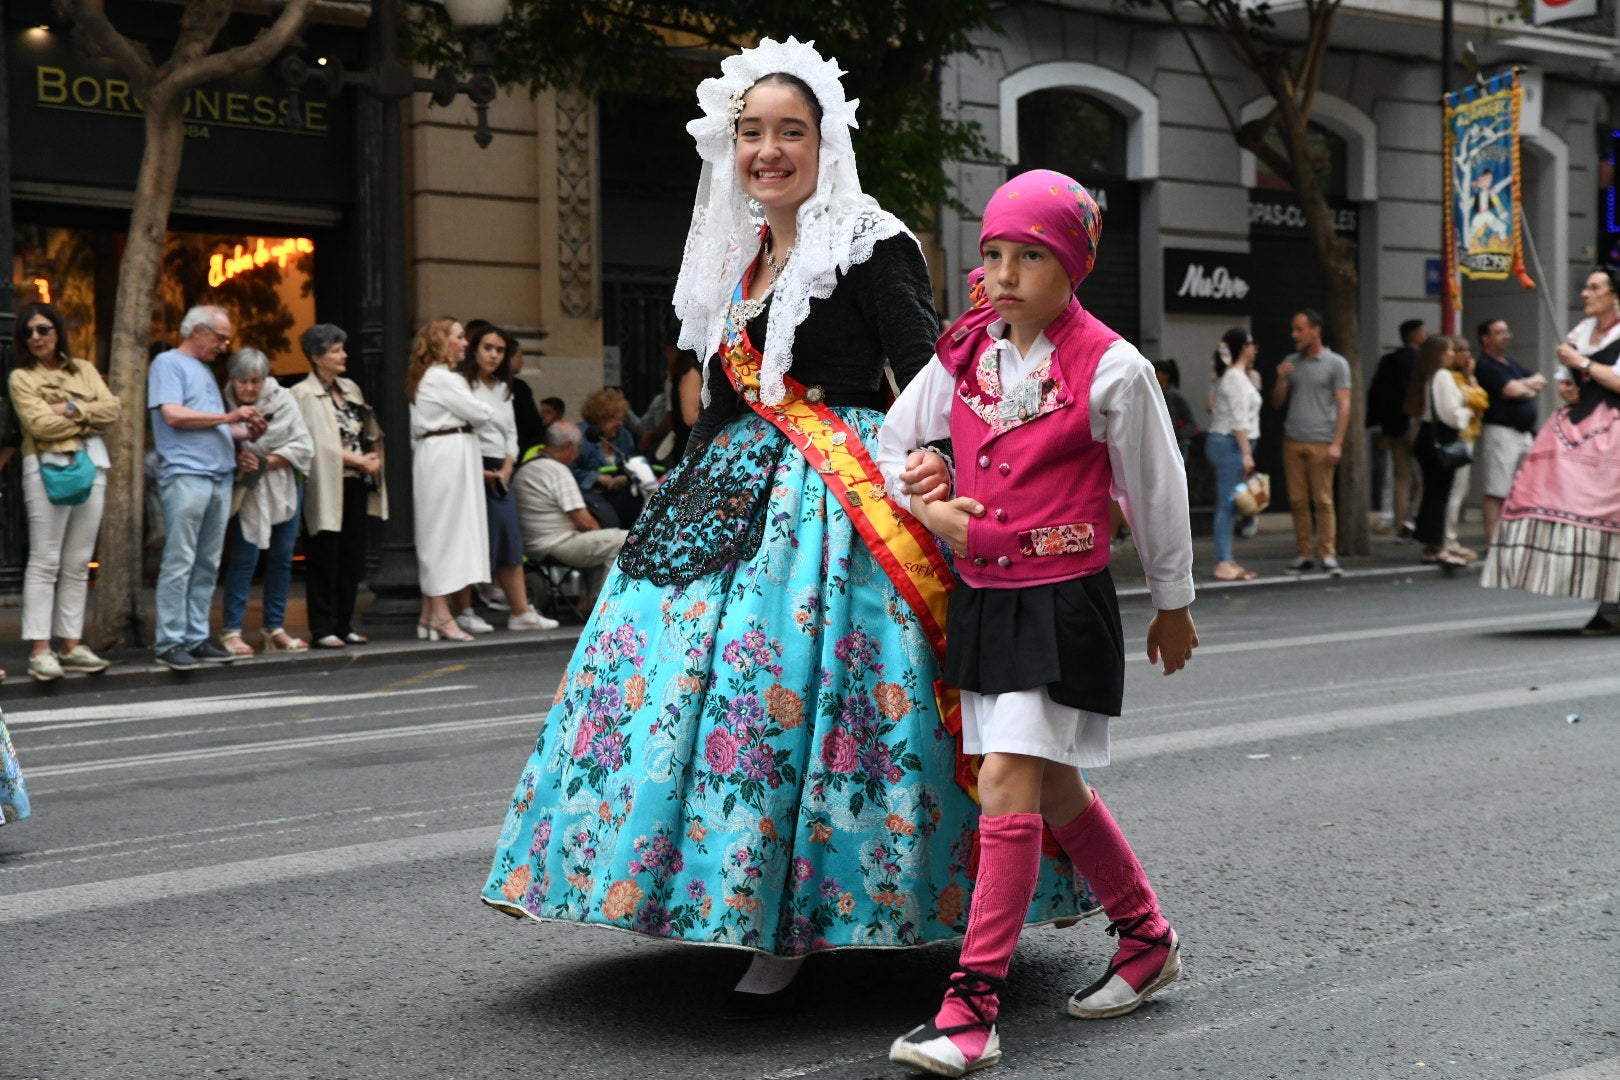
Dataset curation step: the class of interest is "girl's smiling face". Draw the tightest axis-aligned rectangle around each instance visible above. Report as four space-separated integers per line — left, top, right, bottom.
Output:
734 81 820 215
981 239 1073 338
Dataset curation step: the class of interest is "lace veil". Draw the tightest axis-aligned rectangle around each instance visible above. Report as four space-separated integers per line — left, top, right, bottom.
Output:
671 37 915 406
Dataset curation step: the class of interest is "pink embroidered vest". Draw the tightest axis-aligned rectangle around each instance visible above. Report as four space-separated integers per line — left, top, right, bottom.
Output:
938 298 1121 589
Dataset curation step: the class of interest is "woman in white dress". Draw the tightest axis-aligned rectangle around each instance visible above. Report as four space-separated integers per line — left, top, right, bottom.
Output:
407 317 492 641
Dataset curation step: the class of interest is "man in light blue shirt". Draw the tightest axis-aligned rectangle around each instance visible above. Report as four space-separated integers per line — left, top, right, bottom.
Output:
148 305 264 670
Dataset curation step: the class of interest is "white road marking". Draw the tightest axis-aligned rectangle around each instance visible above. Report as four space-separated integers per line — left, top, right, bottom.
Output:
1109 673 1620 761
0 825 497 924
1126 607 1578 663
1530 1059 1620 1080
24 711 543 779
3 684 475 727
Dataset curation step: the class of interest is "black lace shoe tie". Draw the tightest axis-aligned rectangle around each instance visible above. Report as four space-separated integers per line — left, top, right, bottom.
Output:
1105 913 1172 949
936 968 1008 1034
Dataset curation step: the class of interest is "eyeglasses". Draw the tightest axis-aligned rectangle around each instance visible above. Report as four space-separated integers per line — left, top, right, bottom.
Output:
25 323 55 338
201 326 233 347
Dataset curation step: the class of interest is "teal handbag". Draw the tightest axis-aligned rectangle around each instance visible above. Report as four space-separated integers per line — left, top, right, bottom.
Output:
40 448 96 506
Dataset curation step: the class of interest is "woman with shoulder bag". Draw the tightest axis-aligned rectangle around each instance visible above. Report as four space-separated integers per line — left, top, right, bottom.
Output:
1406 335 1475 568
8 302 121 681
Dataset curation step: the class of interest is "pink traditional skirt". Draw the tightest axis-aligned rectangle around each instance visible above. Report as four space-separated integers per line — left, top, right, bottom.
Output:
1482 400 1620 603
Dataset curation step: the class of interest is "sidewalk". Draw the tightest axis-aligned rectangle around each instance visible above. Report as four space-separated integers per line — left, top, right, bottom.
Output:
0 511 1478 696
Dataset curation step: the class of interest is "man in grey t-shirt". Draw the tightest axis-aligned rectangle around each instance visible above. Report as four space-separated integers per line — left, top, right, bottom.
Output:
1271 308 1352 575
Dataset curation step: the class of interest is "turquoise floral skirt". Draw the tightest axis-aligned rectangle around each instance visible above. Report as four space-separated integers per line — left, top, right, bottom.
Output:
1 709 31 827
481 409 1096 954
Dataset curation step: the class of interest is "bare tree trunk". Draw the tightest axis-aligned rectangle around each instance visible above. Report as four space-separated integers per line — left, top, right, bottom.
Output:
55 0 319 648
89 91 186 649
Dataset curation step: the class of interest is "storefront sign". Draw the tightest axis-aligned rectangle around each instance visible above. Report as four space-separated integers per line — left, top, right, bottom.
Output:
208 237 315 287
1533 0 1598 24
1163 248 1252 314
1248 190 1358 238
8 29 353 204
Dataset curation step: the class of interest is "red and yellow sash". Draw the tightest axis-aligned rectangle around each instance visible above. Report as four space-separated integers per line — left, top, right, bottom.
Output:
719 331 978 800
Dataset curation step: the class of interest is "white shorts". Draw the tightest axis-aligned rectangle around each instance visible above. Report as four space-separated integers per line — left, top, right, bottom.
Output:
1478 424 1534 498
960 687 1112 768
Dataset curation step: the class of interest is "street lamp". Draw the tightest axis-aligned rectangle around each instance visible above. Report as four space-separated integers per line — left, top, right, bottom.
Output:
279 0 509 147
277 0 512 627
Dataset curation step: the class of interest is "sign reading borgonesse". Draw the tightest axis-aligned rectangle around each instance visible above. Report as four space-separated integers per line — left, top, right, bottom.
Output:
8 31 352 204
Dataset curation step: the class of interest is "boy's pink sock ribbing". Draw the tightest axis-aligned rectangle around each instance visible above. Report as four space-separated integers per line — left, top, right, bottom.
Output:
934 811 1044 1061
1050 793 1171 991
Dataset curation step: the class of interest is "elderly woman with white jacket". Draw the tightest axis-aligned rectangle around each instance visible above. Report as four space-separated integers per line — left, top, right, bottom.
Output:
289 324 389 649
219 349 315 655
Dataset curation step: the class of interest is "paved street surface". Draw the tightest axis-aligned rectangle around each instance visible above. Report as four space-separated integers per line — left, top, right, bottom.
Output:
3 572 1617 1080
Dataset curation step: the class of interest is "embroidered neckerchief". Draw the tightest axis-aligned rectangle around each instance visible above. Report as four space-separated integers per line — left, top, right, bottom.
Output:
957 332 1067 435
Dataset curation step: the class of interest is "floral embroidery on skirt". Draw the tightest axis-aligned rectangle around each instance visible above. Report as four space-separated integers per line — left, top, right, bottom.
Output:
481 410 1096 954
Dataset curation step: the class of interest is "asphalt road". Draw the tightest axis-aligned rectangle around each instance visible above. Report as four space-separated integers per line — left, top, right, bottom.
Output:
3 572 1617 1080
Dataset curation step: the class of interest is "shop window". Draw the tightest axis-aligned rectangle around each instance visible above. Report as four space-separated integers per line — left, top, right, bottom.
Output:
1017 88 1128 179
14 227 317 376
1254 121 1349 198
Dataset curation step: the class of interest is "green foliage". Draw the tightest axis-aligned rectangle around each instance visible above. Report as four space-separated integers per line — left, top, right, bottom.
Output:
404 0 1003 227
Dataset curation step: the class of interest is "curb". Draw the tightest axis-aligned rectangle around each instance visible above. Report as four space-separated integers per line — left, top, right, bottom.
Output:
0 625 584 700
1116 560 1447 598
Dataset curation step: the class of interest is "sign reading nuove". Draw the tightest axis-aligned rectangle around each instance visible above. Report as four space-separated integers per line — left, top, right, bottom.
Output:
1163 249 1253 315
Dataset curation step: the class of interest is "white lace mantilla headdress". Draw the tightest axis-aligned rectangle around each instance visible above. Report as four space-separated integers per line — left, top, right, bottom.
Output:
672 36 916 406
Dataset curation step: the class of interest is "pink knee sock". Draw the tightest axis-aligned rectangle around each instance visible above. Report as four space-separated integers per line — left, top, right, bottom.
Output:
934 811 1043 1060
1050 793 1171 991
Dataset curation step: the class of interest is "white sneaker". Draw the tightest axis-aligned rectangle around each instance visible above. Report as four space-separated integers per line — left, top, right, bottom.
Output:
507 610 559 631
28 650 63 682
476 583 511 611
455 608 495 634
1322 557 1344 577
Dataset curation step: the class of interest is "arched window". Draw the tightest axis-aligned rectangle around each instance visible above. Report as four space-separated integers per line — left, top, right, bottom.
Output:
1254 121 1349 198
1016 89 1128 179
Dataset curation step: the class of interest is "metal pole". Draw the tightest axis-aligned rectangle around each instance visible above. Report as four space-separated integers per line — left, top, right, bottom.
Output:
0 24 25 594
355 0 423 625
1440 0 1457 335
1519 215 1567 339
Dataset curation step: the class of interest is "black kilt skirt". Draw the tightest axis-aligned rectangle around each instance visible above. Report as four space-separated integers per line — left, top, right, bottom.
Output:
942 568 1126 717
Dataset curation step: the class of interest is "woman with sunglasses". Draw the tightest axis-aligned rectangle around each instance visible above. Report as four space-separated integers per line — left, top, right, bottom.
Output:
8 302 121 680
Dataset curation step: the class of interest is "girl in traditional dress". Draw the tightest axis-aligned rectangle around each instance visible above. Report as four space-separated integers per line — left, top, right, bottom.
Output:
479 38 1094 1015
1484 267 1620 632
878 170 1197 1076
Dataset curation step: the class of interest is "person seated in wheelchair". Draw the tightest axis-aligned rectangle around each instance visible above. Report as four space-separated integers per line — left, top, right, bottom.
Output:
514 420 629 611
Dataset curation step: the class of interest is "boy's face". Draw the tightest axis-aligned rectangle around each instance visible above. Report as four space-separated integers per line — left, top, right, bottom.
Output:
981 239 1072 336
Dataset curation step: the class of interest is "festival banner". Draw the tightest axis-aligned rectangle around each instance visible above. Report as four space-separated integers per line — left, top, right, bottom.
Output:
1443 70 1535 316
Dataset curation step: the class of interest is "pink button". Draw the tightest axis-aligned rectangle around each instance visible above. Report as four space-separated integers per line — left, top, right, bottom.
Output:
997 555 1012 567
994 508 1006 521
998 463 1011 476
978 455 991 468
973 557 988 567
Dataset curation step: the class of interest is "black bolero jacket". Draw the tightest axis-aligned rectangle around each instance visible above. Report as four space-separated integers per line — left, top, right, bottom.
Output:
687 233 940 451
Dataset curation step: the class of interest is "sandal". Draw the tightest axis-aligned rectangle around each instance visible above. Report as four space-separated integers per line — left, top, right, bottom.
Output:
1212 563 1259 582
1422 548 1469 567
263 629 309 653
426 617 474 643
219 631 254 657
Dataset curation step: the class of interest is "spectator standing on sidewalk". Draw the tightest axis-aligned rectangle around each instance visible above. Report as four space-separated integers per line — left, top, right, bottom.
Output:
1206 328 1262 581
1367 319 1425 539
407 318 491 642
148 305 265 670
1442 338 1489 561
218 349 315 656
512 421 629 612
1272 308 1352 576
291 324 387 649
9 301 121 681
1472 318 1546 546
460 320 557 632
1407 335 1477 568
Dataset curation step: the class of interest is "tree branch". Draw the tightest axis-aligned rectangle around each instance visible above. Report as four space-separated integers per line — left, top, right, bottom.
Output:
51 0 157 91
1158 0 1242 138
164 0 319 91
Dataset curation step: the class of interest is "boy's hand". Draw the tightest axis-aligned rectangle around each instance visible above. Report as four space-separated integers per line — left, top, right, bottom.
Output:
900 449 952 504
911 495 983 556
1146 606 1198 675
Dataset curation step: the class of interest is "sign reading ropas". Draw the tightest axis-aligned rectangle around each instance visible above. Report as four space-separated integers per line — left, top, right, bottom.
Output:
1163 249 1254 315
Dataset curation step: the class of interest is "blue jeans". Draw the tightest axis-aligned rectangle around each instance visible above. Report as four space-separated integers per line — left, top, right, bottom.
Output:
221 485 304 633
1204 432 1246 564
155 474 233 653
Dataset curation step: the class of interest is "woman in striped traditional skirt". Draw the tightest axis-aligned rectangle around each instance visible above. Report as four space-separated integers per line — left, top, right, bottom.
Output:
1482 266 1620 633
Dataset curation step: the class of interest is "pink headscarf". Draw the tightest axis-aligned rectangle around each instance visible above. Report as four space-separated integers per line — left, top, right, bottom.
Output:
978 169 1103 286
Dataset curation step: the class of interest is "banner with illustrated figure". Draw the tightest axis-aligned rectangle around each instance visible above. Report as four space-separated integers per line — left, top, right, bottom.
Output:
1443 70 1535 313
